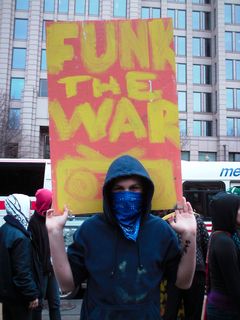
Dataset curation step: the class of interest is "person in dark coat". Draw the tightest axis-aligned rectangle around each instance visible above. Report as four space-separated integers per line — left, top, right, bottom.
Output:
163 213 209 320
206 191 240 319
0 194 40 320
29 188 61 320
46 155 197 320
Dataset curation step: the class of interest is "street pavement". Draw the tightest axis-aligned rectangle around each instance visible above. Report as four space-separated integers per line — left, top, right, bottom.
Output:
0 299 82 320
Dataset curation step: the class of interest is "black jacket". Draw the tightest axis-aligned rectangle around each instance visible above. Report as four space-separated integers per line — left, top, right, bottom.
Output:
0 215 40 304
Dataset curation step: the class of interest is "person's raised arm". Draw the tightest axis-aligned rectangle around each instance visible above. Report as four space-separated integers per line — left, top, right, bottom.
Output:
46 206 75 293
168 197 196 289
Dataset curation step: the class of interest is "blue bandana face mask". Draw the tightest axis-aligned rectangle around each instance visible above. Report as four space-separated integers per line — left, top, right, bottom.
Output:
111 191 143 241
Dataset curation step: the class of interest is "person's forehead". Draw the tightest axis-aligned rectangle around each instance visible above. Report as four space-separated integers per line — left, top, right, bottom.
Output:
112 176 143 186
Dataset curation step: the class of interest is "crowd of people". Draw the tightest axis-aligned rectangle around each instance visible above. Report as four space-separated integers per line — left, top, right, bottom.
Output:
0 155 240 320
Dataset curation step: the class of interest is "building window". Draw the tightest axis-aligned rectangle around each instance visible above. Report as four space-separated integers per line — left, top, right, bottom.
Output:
168 0 186 3
15 0 29 10
225 4 240 25
141 7 161 19
225 32 240 52
114 0 126 17
229 152 240 161
193 92 212 112
177 63 186 83
198 152 216 161
41 49 47 71
89 0 99 16
193 120 212 136
167 9 186 29
14 19 28 40
39 79 48 97
193 64 211 85
181 151 190 161
5 144 18 158
8 108 21 129
75 0 85 14
12 48 26 69
178 91 186 112
227 117 240 136
44 0 55 12
175 36 186 56
179 119 187 136
226 60 240 80
10 78 25 100
193 0 210 3
192 11 211 30
226 88 240 110
58 0 68 13
192 38 211 57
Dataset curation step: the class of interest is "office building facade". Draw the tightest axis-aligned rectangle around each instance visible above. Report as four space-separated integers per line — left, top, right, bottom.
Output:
0 0 239 160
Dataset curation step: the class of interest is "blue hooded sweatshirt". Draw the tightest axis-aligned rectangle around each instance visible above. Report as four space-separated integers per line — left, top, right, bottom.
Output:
67 155 181 320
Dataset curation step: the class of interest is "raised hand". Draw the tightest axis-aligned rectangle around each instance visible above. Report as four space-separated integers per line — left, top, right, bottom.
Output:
46 205 69 233
168 197 196 235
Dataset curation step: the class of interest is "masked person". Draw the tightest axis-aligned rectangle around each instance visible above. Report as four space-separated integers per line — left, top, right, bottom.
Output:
46 155 197 320
0 194 39 320
29 189 61 320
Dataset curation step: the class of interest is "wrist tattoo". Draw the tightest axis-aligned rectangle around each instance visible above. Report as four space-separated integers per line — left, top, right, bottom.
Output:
183 240 191 254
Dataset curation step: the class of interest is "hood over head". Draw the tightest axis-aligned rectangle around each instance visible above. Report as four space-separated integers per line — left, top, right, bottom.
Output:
5 193 30 230
103 155 154 224
210 191 240 234
35 188 52 217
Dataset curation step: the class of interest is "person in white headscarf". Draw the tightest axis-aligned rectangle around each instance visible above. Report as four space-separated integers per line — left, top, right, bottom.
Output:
0 194 40 320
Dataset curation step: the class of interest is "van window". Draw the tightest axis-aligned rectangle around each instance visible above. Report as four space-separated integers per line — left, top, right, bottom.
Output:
183 181 225 219
0 162 45 196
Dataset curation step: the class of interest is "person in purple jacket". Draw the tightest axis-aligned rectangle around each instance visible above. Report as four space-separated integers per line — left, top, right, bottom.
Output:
46 155 197 320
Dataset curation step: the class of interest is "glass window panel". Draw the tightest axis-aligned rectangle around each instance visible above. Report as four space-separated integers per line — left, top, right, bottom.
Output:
235 5 240 24
226 60 233 80
75 0 85 14
227 118 234 136
203 65 211 84
42 21 46 41
15 0 29 10
177 64 186 83
226 88 234 109
58 0 68 13
237 89 240 109
152 8 161 18
229 153 240 161
204 38 211 57
44 0 54 12
237 119 240 136
41 49 47 71
179 120 187 135
193 65 201 84
236 33 240 52
89 0 99 15
10 78 25 100
225 4 232 24
205 121 212 136
193 92 201 112
205 93 212 112
177 36 186 56
225 32 233 51
236 61 240 80
167 9 175 28
178 10 186 29
193 38 200 56
192 11 200 30
193 121 201 136
199 152 216 161
39 79 48 97
12 48 26 69
181 151 190 161
203 12 211 30
14 19 28 40
114 0 126 17
178 91 186 111
141 7 150 19
8 108 21 130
